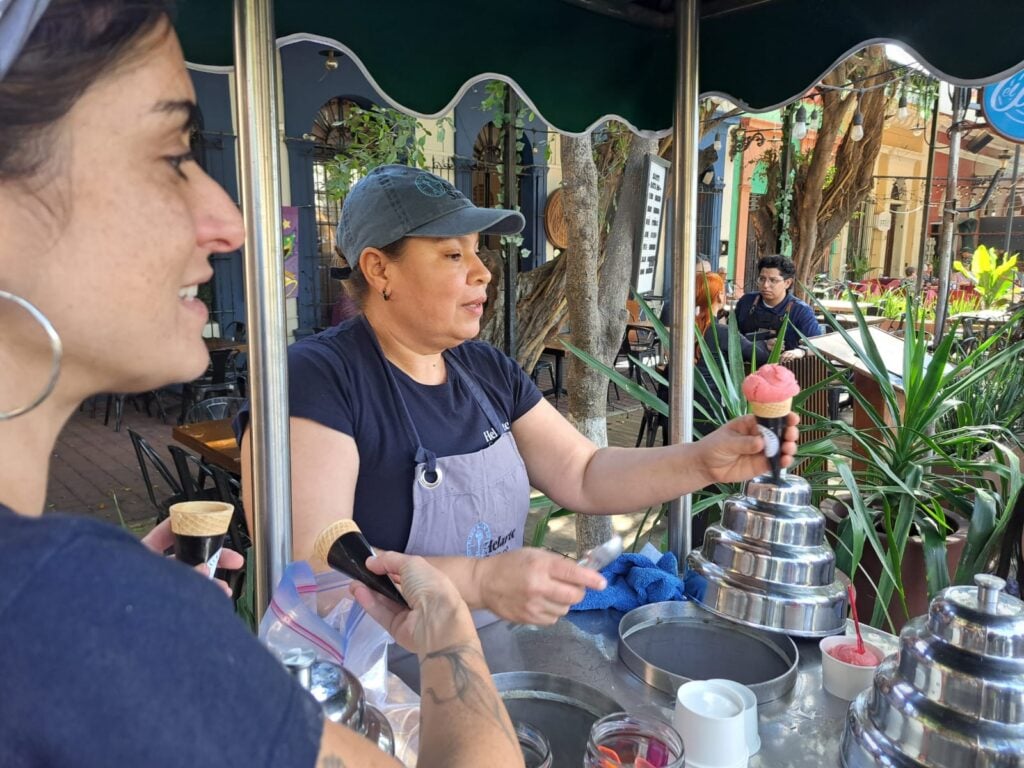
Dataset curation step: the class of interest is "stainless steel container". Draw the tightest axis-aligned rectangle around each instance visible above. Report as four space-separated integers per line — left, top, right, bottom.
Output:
841 574 1024 768
686 474 849 637
282 648 395 755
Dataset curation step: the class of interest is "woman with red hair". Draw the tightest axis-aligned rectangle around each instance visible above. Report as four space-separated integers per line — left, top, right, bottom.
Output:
694 273 772 431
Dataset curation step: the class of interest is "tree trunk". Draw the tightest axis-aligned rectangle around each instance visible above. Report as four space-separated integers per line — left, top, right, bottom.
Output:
791 46 889 293
562 131 657 555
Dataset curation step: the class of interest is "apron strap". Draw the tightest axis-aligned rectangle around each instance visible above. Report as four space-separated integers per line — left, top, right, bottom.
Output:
442 351 508 435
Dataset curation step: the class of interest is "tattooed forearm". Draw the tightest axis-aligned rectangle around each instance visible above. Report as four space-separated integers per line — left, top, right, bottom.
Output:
422 643 518 750
318 755 346 768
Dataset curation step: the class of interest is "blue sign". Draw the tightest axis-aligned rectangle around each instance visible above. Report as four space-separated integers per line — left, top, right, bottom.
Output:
982 70 1024 144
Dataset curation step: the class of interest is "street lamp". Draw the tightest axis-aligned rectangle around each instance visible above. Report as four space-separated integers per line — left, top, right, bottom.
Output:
792 104 808 141
850 107 864 142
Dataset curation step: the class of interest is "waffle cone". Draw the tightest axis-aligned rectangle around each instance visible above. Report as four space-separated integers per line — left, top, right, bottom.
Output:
169 501 233 537
750 398 792 419
313 519 362 563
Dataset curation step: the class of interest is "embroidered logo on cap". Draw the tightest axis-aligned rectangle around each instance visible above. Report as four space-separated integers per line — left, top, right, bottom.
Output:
414 174 452 197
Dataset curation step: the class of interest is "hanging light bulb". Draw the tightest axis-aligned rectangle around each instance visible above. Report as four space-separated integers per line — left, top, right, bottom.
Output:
850 106 864 142
792 104 808 141
897 91 909 120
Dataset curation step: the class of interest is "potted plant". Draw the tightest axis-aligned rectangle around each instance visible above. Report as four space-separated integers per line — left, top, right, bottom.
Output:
953 244 1019 309
799 299 1024 630
561 292 793 550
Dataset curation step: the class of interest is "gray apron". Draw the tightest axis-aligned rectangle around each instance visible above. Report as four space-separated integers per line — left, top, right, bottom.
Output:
365 319 531 622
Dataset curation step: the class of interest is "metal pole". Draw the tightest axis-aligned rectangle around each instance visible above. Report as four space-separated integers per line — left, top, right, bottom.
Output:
934 86 966 344
503 87 520 356
233 0 292 619
667 0 699 563
915 91 940 296
1004 145 1020 255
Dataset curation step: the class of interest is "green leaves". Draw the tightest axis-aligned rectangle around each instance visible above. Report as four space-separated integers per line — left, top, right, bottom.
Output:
322 105 432 200
805 295 1024 627
953 244 1019 309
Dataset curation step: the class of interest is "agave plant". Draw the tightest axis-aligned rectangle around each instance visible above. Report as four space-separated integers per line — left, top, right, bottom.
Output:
801 297 1024 629
953 244 1019 309
560 291 790 549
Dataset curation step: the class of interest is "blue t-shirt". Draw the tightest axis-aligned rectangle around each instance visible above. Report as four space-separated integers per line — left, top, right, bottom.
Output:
734 292 821 350
236 317 542 552
0 504 322 768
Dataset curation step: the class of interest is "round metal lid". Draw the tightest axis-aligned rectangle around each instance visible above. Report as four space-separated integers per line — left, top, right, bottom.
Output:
742 473 813 509
926 574 1024 660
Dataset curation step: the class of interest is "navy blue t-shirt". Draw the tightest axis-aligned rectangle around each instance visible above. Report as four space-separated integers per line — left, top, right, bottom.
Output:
0 504 323 768
236 317 542 552
734 292 821 350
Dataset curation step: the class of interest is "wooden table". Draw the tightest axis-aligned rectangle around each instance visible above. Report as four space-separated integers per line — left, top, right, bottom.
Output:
203 337 248 354
172 418 241 475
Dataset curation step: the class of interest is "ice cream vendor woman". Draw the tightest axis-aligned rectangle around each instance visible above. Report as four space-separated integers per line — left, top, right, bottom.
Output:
237 165 800 626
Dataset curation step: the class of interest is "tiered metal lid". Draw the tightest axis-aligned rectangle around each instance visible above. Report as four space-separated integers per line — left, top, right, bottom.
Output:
841 574 1024 768
686 473 849 637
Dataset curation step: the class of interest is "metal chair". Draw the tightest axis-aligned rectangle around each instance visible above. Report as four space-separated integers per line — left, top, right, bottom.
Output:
179 348 240 423
633 367 668 447
184 396 247 424
127 428 186 520
166 445 218 502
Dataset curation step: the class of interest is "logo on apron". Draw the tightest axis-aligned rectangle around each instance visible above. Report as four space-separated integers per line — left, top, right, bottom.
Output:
466 521 493 557
465 522 518 558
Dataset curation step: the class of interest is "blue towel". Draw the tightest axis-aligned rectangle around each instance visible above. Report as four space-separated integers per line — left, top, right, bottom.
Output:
570 551 707 612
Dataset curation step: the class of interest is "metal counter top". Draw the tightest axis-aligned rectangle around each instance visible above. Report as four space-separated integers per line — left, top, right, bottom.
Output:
389 607 898 768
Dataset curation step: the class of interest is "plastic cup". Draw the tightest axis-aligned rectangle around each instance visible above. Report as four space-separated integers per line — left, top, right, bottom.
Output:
819 635 884 700
673 680 748 768
169 500 234 576
707 678 760 757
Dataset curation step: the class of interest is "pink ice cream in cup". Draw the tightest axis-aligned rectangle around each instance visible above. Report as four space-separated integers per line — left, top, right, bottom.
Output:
742 364 799 482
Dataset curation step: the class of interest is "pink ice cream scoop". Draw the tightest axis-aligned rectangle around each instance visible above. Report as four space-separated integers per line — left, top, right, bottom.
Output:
828 643 881 667
741 364 800 405
742 364 800 483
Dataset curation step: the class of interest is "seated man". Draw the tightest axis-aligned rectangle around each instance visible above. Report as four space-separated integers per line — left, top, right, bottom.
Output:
734 254 822 357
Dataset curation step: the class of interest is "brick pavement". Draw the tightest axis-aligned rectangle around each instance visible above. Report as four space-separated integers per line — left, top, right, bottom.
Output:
46 394 181 530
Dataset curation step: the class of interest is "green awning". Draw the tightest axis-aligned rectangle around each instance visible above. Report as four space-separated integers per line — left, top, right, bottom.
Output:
175 0 1024 134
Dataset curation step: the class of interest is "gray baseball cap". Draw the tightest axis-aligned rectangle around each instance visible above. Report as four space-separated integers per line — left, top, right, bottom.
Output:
335 164 525 269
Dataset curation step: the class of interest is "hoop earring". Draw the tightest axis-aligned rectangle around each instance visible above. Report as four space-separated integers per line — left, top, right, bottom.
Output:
382 288 391 301
0 290 63 421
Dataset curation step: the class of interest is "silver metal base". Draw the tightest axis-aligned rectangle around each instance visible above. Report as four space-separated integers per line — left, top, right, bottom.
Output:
617 601 798 704
688 552 850 638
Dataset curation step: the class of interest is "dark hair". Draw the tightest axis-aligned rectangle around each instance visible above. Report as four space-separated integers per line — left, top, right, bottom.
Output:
0 0 175 180
904 265 916 277
756 254 796 281
346 237 409 305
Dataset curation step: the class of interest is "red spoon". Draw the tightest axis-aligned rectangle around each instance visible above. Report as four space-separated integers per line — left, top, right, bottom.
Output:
848 583 866 655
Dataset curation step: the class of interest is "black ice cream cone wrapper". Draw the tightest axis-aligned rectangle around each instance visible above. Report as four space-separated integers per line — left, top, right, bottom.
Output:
314 520 410 609
750 399 791 484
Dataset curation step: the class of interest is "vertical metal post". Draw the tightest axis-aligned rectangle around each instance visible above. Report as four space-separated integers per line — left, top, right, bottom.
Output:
915 92 940 296
233 0 292 619
934 87 966 343
503 87 520 356
777 104 794 255
1004 146 1020 256
667 0 699 563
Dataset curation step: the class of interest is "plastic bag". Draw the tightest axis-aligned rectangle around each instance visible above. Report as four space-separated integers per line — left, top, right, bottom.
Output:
259 561 421 765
